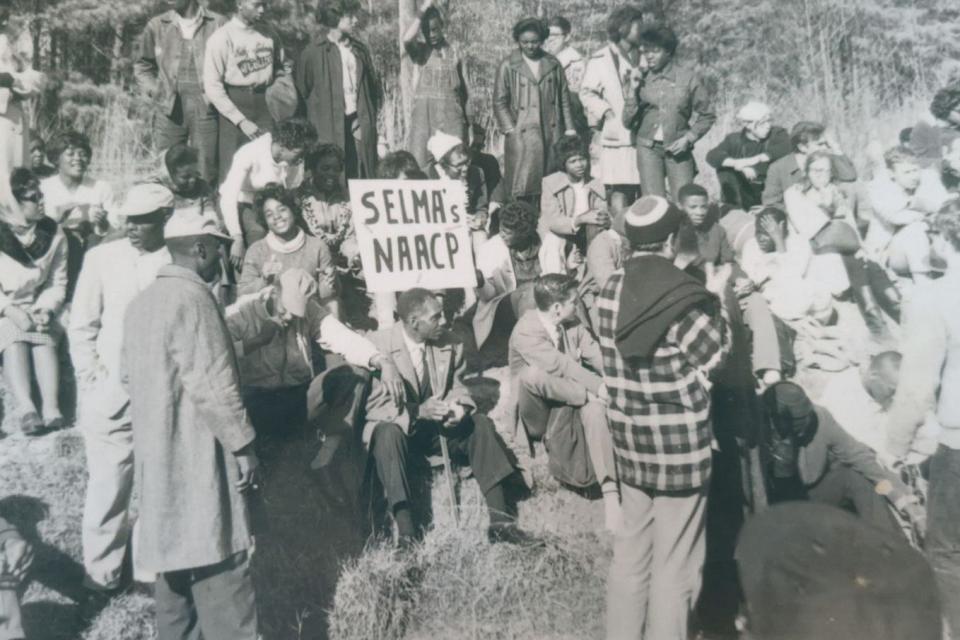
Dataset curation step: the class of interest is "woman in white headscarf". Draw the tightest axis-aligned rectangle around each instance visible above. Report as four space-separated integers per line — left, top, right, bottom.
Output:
0 1 45 184
0 168 68 434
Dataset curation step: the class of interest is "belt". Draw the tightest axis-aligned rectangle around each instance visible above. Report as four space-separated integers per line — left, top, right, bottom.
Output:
225 84 268 94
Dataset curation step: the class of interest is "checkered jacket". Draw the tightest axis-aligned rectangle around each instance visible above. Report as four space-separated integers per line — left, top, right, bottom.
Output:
598 269 731 492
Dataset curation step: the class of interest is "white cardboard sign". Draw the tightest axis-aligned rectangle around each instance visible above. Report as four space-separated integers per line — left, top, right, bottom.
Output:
349 179 476 293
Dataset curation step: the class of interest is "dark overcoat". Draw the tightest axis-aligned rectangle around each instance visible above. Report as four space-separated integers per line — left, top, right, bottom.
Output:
493 50 573 199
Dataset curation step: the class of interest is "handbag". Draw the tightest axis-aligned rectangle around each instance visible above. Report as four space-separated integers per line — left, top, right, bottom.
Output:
810 219 860 255
266 74 298 122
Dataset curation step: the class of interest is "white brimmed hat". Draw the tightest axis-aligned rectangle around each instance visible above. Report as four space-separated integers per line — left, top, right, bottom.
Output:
427 130 463 163
164 211 232 242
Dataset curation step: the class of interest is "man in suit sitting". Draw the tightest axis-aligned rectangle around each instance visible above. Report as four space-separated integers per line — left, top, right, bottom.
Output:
363 288 532 546
508 273 620 531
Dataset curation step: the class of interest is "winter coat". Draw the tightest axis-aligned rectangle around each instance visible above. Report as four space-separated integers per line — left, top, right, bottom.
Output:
295 35 382 178
493 50 574 198
121 265 255 573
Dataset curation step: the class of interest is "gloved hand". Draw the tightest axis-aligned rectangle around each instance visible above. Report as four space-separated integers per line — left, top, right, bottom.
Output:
0 72 14 89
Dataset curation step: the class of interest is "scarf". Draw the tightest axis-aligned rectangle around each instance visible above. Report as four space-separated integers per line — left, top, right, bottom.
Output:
614 254 716 360
265 229 306 254
0 217 58 266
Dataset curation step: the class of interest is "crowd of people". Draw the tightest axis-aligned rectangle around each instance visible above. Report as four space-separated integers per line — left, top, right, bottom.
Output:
1 0 960 639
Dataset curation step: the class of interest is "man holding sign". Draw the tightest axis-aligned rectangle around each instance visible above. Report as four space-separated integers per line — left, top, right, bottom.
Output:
362 288 534 547
349 177 477 293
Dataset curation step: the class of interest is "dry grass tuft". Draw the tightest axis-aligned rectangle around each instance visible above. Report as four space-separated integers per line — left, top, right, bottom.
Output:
81 593 156 640
330 504 606 640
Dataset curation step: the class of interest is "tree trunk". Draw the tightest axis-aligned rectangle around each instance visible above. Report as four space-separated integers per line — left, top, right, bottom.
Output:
110 23 124 85
398 0 417 130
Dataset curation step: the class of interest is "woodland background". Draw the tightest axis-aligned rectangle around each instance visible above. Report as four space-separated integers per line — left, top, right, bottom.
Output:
6 0 960 185
2 1 959 639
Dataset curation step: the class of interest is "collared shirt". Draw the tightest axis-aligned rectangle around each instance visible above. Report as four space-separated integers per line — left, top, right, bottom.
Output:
330 32 359 116
536 310 562 349
69 239 171 390
401 326 427 381
622 59 715 147
218 133 304 237
597 268 731 491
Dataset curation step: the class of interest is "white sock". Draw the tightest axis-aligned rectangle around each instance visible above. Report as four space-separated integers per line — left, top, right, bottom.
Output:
602 483 623 533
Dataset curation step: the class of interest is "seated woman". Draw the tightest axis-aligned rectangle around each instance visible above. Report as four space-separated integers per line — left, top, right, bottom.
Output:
784 150 892 339
473 201 563 365
238 184 339 318
705 101 791 210
539 134 609 266
39 129 113 298
1 168 68 434
219 117 318 272
28 135 57 178
299 143 359 269
425 130 490 314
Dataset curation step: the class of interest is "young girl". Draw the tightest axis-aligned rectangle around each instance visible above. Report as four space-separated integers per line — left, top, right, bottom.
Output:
238 184 339 318
299 143 359 270
0 168 68 434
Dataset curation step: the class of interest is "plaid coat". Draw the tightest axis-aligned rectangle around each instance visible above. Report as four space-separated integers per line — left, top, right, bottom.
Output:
598 268 731 492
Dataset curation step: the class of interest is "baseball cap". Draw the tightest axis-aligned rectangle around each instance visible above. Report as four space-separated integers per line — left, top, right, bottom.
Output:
163 210 232 242
123 183 175 219
278 268 318 318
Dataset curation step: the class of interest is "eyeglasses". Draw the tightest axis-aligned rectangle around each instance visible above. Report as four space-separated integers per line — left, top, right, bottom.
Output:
445 158 470 171
18 190 42 204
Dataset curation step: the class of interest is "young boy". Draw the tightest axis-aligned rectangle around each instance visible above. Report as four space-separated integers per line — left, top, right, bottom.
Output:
676 183 736 279
678 184 783 386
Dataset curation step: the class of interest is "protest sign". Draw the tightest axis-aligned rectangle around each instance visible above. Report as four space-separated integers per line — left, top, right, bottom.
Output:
349 179 477 293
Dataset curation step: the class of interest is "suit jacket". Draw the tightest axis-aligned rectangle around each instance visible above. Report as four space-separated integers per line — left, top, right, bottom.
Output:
362 323 475 445
508 310 604 403
795 406 911 505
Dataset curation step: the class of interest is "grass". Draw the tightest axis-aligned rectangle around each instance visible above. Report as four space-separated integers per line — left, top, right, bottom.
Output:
0 359 613 640
5 1 940 637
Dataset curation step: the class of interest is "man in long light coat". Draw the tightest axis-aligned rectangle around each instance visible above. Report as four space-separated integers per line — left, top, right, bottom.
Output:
121 213 260 640
69 183 173 606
